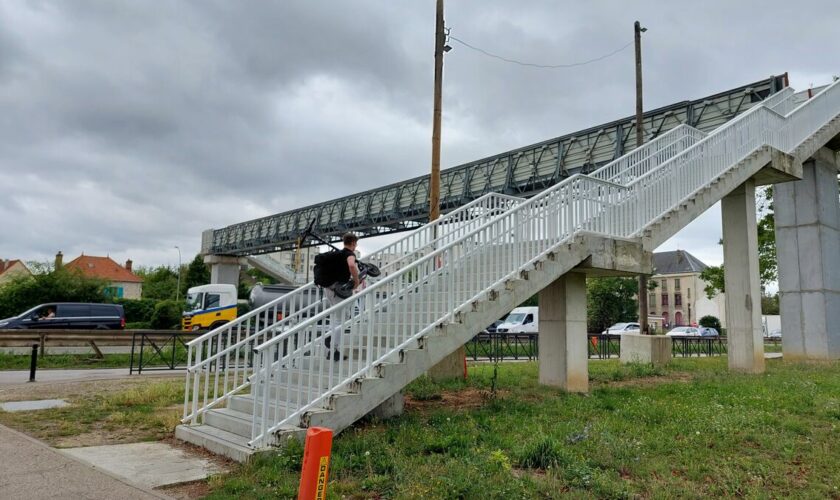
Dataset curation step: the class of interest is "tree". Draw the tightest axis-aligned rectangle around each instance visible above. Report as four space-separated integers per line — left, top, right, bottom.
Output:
699 315 722 331
182 254 210 296
136 266 178 300
0 266 109 318
761 294 779 315
586 277 639 333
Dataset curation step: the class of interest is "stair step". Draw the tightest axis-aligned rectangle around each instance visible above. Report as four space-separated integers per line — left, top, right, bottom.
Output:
175 424 255 463
205 406 307 438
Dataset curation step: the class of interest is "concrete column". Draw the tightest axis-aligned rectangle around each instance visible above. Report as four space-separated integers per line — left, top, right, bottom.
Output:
428 345 465 381
774 152 840 360
203 255 246 286
721 179 765 373
538 272 587 392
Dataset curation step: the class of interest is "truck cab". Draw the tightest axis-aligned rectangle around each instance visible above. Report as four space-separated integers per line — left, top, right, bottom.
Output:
182 284 238 331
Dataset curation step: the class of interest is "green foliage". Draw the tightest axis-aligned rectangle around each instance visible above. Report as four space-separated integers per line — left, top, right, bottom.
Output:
699 315 722 331
518 293 538 307
586 277 639 333
0 267 109 318
700 264 726 299
114 298 157 323
182 254 210 296
150 299 183 330
236 302 251 317
245 268 275 285
136 266 178 300
761 294 780 315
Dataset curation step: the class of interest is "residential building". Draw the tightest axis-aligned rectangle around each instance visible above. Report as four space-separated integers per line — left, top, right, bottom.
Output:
0 259 32 285
650 250 726 329
62 252 143 299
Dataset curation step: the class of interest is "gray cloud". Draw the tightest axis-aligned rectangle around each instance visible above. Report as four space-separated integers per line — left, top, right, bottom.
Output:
0 0 837 270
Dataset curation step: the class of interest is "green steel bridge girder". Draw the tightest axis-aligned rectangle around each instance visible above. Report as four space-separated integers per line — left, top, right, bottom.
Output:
204 74 788 256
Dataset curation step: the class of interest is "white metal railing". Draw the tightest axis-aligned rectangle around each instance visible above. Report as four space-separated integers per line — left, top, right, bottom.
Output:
246 79 840 447
182 192 525 423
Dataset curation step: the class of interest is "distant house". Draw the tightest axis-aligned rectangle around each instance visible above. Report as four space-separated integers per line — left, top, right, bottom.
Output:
0 259 32 285
650 250 726 329
62 252 143 299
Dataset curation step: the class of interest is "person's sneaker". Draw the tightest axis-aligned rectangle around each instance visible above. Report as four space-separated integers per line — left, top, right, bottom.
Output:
332 350 346 362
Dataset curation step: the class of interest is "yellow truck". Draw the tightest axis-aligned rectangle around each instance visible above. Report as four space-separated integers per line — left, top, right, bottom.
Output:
182 284 238 331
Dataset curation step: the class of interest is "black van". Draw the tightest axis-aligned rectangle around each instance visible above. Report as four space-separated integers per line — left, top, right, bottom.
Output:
0 303 126 330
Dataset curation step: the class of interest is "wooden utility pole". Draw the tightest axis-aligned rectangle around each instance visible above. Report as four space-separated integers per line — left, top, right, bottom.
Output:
429 0 445 222
635 20 649 334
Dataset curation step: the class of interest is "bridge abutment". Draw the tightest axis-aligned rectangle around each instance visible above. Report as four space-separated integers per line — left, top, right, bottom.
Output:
204 255 246 286
538 272 588 392
722 179 766 373
774 149 840 360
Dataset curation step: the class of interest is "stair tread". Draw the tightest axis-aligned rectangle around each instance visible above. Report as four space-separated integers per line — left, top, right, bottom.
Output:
177 423 252 451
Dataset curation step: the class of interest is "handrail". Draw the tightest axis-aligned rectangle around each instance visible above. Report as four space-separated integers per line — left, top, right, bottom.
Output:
247 79 840 447
182 191 527 423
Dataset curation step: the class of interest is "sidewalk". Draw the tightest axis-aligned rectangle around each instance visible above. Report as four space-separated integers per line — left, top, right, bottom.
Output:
0 367 183 386
0 424 170 499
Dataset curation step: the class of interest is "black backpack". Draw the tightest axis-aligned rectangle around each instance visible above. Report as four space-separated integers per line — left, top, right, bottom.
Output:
313 250 345 287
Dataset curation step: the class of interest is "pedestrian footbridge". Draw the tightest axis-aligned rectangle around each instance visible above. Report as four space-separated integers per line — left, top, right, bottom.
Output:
177 78 840 461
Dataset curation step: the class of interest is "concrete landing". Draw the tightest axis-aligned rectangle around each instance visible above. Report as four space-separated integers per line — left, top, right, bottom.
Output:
0 424 167 499
0 398 69 412
62 442 224 488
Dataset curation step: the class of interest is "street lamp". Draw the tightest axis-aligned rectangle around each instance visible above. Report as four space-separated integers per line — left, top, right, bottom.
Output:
174 246 182 301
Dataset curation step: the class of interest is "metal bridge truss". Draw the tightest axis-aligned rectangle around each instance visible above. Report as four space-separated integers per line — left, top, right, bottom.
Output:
204 74 787 256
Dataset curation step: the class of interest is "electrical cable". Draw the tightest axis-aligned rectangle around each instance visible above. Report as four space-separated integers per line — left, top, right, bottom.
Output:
448 35 633 69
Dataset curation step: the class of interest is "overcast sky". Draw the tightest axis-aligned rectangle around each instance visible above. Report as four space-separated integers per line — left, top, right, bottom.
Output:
0 1 837 272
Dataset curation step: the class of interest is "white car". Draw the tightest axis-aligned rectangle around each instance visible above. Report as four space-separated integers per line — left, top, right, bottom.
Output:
666 326 700 337
602 322 641 335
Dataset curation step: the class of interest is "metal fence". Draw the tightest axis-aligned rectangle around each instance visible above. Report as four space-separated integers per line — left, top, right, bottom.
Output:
465 333 740 362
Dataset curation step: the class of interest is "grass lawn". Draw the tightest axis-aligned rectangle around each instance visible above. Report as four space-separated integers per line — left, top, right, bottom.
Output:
207 358 840 499
0 351 134 370
0 377 184 447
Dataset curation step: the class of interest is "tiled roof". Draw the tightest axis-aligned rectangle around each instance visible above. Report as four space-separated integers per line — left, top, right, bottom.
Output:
652 250 708 275
0 260 27 276
65 255 143 283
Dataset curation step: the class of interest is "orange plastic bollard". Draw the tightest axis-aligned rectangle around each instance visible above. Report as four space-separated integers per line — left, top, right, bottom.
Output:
591 336 598 349
297 427 334 500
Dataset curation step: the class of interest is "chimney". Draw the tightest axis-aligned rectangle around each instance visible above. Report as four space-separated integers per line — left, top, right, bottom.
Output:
55 251 63 269
125 259 133 273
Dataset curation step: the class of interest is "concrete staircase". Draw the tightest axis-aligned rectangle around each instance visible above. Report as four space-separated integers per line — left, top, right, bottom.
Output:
177 79 840 462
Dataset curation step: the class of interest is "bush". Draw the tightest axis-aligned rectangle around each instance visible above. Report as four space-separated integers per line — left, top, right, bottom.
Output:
150 300 183 330
699 315 722 331
114 298 158 323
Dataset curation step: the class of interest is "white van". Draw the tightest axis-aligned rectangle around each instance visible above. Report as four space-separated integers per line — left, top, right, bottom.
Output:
495 307 538 333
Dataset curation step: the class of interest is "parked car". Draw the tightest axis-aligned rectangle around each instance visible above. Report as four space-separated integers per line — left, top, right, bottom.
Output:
699 327 720 337
666 326 700 337
602 322 641 335
0 303 125 330
496 307 538 333
766 329 782 339
482 320 504 335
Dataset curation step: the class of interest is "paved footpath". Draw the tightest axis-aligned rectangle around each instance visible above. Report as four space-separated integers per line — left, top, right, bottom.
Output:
0 424 170 499
0 367 183 386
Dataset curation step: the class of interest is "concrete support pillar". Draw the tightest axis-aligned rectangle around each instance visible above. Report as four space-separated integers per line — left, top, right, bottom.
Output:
721 180 765 373
428 345 465 381
538 272 587 392
774 152 840 360
203 255 246 286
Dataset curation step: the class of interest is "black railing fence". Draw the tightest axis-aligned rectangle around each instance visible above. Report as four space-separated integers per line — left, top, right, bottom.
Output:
466 333 744 362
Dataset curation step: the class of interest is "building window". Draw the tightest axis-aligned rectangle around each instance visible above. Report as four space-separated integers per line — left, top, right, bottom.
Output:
105 286 124 298
648 293 656 307
675 293 682 306
687 287 691 299
661 279 668 291
674 278 681 291
661 294 669 306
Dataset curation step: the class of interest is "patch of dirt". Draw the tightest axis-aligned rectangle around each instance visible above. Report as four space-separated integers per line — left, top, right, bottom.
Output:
405 387 507 413
159 480 212 500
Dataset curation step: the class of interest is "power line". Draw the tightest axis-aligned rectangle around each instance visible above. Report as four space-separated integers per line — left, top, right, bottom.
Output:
448 35 633 69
